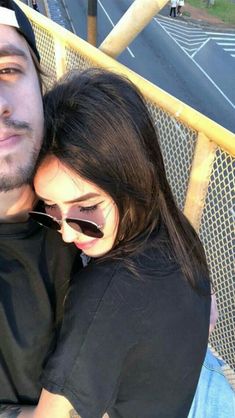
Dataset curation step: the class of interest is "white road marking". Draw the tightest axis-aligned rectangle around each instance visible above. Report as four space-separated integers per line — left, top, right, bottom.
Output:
98 0 135 58
217 42 235 46
154 18 207 55
191 37 210 58
183 47 198 52
157 14 201 28
154 18 235 110
205 32 235 36
164 27 207 39
155 16 235 60
174 39 208 46
60 0 76 33
209 38 235 41
158 21 202 33
172 34 207 42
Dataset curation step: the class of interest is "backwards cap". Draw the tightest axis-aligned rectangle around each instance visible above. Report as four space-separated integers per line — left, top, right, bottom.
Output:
0 0 40 61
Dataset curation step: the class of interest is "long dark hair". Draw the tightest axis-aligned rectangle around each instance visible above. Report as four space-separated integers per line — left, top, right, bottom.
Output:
40 68 209 288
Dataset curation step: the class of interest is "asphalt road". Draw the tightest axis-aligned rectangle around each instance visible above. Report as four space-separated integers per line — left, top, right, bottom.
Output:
48 0 235 132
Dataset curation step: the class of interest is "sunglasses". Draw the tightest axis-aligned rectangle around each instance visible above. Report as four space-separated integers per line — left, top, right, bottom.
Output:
28 210 104 238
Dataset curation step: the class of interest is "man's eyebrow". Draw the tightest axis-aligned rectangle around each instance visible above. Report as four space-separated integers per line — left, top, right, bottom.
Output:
38 192 101 204
0 45 28 60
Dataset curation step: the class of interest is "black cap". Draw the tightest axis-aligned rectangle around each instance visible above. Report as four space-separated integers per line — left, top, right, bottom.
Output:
0 0 40 61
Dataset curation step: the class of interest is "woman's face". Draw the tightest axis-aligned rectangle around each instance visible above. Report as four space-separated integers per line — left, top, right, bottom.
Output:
34 156 119 258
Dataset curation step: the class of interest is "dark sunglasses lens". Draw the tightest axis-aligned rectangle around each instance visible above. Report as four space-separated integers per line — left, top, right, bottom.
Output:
67 219 103 238
29 213 60 230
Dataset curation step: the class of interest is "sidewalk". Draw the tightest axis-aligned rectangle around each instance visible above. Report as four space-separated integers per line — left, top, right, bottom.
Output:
160 2 235 31
21 0 46 16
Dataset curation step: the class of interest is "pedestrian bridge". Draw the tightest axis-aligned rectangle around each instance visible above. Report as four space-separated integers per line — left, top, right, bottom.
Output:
18 1 235 385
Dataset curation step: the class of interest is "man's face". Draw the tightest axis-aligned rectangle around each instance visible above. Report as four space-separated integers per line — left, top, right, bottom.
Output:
0 25 43 192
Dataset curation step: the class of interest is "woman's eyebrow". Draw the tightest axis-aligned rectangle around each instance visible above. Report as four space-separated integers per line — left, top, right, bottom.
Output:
38 192 101 204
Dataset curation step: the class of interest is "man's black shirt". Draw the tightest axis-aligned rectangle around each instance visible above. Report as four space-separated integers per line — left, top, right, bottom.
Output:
0 218 81 404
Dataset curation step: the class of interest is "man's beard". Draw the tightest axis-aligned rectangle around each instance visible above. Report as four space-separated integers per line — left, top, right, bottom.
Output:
0 117 40 192
0 148 39 192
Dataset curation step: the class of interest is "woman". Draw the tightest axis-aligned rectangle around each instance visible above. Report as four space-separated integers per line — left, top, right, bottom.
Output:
177 0 184 16
29 69 211 418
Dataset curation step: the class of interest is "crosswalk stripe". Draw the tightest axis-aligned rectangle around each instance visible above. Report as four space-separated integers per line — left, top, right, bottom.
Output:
154 18 201 32
158 23 202 33
210 38 235 41
205 32 235 36
217 42 235 46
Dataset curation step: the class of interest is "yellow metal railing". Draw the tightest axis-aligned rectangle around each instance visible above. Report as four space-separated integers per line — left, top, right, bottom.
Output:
18 1 235 374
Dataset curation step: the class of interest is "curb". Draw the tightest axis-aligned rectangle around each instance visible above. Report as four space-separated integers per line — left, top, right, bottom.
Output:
40 0 72 31
42 0 50 18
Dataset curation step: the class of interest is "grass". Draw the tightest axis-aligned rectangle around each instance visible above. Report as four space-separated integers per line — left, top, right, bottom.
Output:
182 11 191 16
186 0 235 25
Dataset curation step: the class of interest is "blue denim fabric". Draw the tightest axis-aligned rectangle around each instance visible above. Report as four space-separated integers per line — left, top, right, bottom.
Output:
188 348 235 418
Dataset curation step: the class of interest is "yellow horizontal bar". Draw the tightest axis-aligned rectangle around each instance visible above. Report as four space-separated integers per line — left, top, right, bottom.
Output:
18 1 235 157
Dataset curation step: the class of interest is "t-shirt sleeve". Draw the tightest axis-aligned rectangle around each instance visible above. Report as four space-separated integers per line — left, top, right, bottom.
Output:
40 261 142 418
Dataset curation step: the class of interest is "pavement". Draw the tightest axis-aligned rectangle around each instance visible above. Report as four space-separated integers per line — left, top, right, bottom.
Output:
159 3 235 32
21 0 47 16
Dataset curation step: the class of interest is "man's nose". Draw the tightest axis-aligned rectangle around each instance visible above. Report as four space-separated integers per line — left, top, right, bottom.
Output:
0 94 12 118
61 221 80 243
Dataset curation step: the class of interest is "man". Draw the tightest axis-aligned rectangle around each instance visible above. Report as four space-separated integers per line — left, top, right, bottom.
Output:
0 1 80 415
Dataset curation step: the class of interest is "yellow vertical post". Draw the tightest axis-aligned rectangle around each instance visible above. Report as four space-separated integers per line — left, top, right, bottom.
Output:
54 39 67 80
88 0 97 47
99 0 169 58
184 132 218 231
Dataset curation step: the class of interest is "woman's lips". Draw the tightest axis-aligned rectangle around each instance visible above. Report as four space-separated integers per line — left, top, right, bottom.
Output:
74 238 99 251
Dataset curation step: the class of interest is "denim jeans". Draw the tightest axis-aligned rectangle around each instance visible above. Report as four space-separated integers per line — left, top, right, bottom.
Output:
188 348 235 418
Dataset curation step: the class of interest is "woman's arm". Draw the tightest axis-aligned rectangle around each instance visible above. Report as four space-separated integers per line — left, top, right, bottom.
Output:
0 393 80 418
32 390 81 418
209 293 218 334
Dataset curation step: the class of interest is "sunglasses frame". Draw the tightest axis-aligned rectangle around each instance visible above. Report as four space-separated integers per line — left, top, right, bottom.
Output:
28 210 104 238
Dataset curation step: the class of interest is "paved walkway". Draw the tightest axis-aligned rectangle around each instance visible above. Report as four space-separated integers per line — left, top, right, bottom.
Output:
160 2 235 31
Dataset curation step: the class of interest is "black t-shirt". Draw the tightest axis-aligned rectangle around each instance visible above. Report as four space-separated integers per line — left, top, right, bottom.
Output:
41 226 211 418
0 218 81 404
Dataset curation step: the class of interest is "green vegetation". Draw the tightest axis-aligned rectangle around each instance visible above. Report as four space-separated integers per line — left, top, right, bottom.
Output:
186 0 235 25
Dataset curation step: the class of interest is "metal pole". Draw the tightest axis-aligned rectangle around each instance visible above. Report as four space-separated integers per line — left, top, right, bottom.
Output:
87 0 97 47
99 0 169 58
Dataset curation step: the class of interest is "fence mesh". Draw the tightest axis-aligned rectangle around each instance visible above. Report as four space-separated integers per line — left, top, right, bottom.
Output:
199 149 235 370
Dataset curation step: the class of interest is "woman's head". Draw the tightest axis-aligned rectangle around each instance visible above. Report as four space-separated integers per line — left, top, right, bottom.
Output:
34 155 119 257
35 68 166 256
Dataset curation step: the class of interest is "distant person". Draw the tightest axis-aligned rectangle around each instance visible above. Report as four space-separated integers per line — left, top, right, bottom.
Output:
32 0 39 12
170 0 177 17
177 0 184 16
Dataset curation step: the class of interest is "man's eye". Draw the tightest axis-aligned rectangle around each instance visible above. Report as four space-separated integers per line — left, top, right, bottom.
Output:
0 68 21 75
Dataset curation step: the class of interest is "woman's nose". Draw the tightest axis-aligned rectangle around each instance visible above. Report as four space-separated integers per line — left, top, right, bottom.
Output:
61 221 79 243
